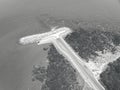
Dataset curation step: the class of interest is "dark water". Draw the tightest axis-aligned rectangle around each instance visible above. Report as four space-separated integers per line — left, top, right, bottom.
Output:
0 0 120 90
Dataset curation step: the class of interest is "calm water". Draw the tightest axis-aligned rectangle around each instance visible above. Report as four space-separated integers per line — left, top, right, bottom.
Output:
0 0 120 90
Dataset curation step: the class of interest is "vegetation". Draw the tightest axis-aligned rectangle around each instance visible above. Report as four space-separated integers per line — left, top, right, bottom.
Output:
65 27 120 61
100 57 120 90
32 45 83 90
32 25 120 90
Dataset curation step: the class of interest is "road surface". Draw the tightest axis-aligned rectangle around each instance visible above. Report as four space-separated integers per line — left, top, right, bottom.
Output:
52 37 105 90
19 27 105 90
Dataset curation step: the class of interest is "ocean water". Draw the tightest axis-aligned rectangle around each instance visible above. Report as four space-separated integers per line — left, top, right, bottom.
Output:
0 0 120 90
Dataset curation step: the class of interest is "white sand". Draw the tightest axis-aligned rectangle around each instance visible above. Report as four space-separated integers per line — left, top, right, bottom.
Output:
85 46 120 80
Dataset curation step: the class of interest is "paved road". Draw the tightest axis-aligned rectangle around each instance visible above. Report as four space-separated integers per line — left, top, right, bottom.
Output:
19 28 105 90
52 37 105 90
